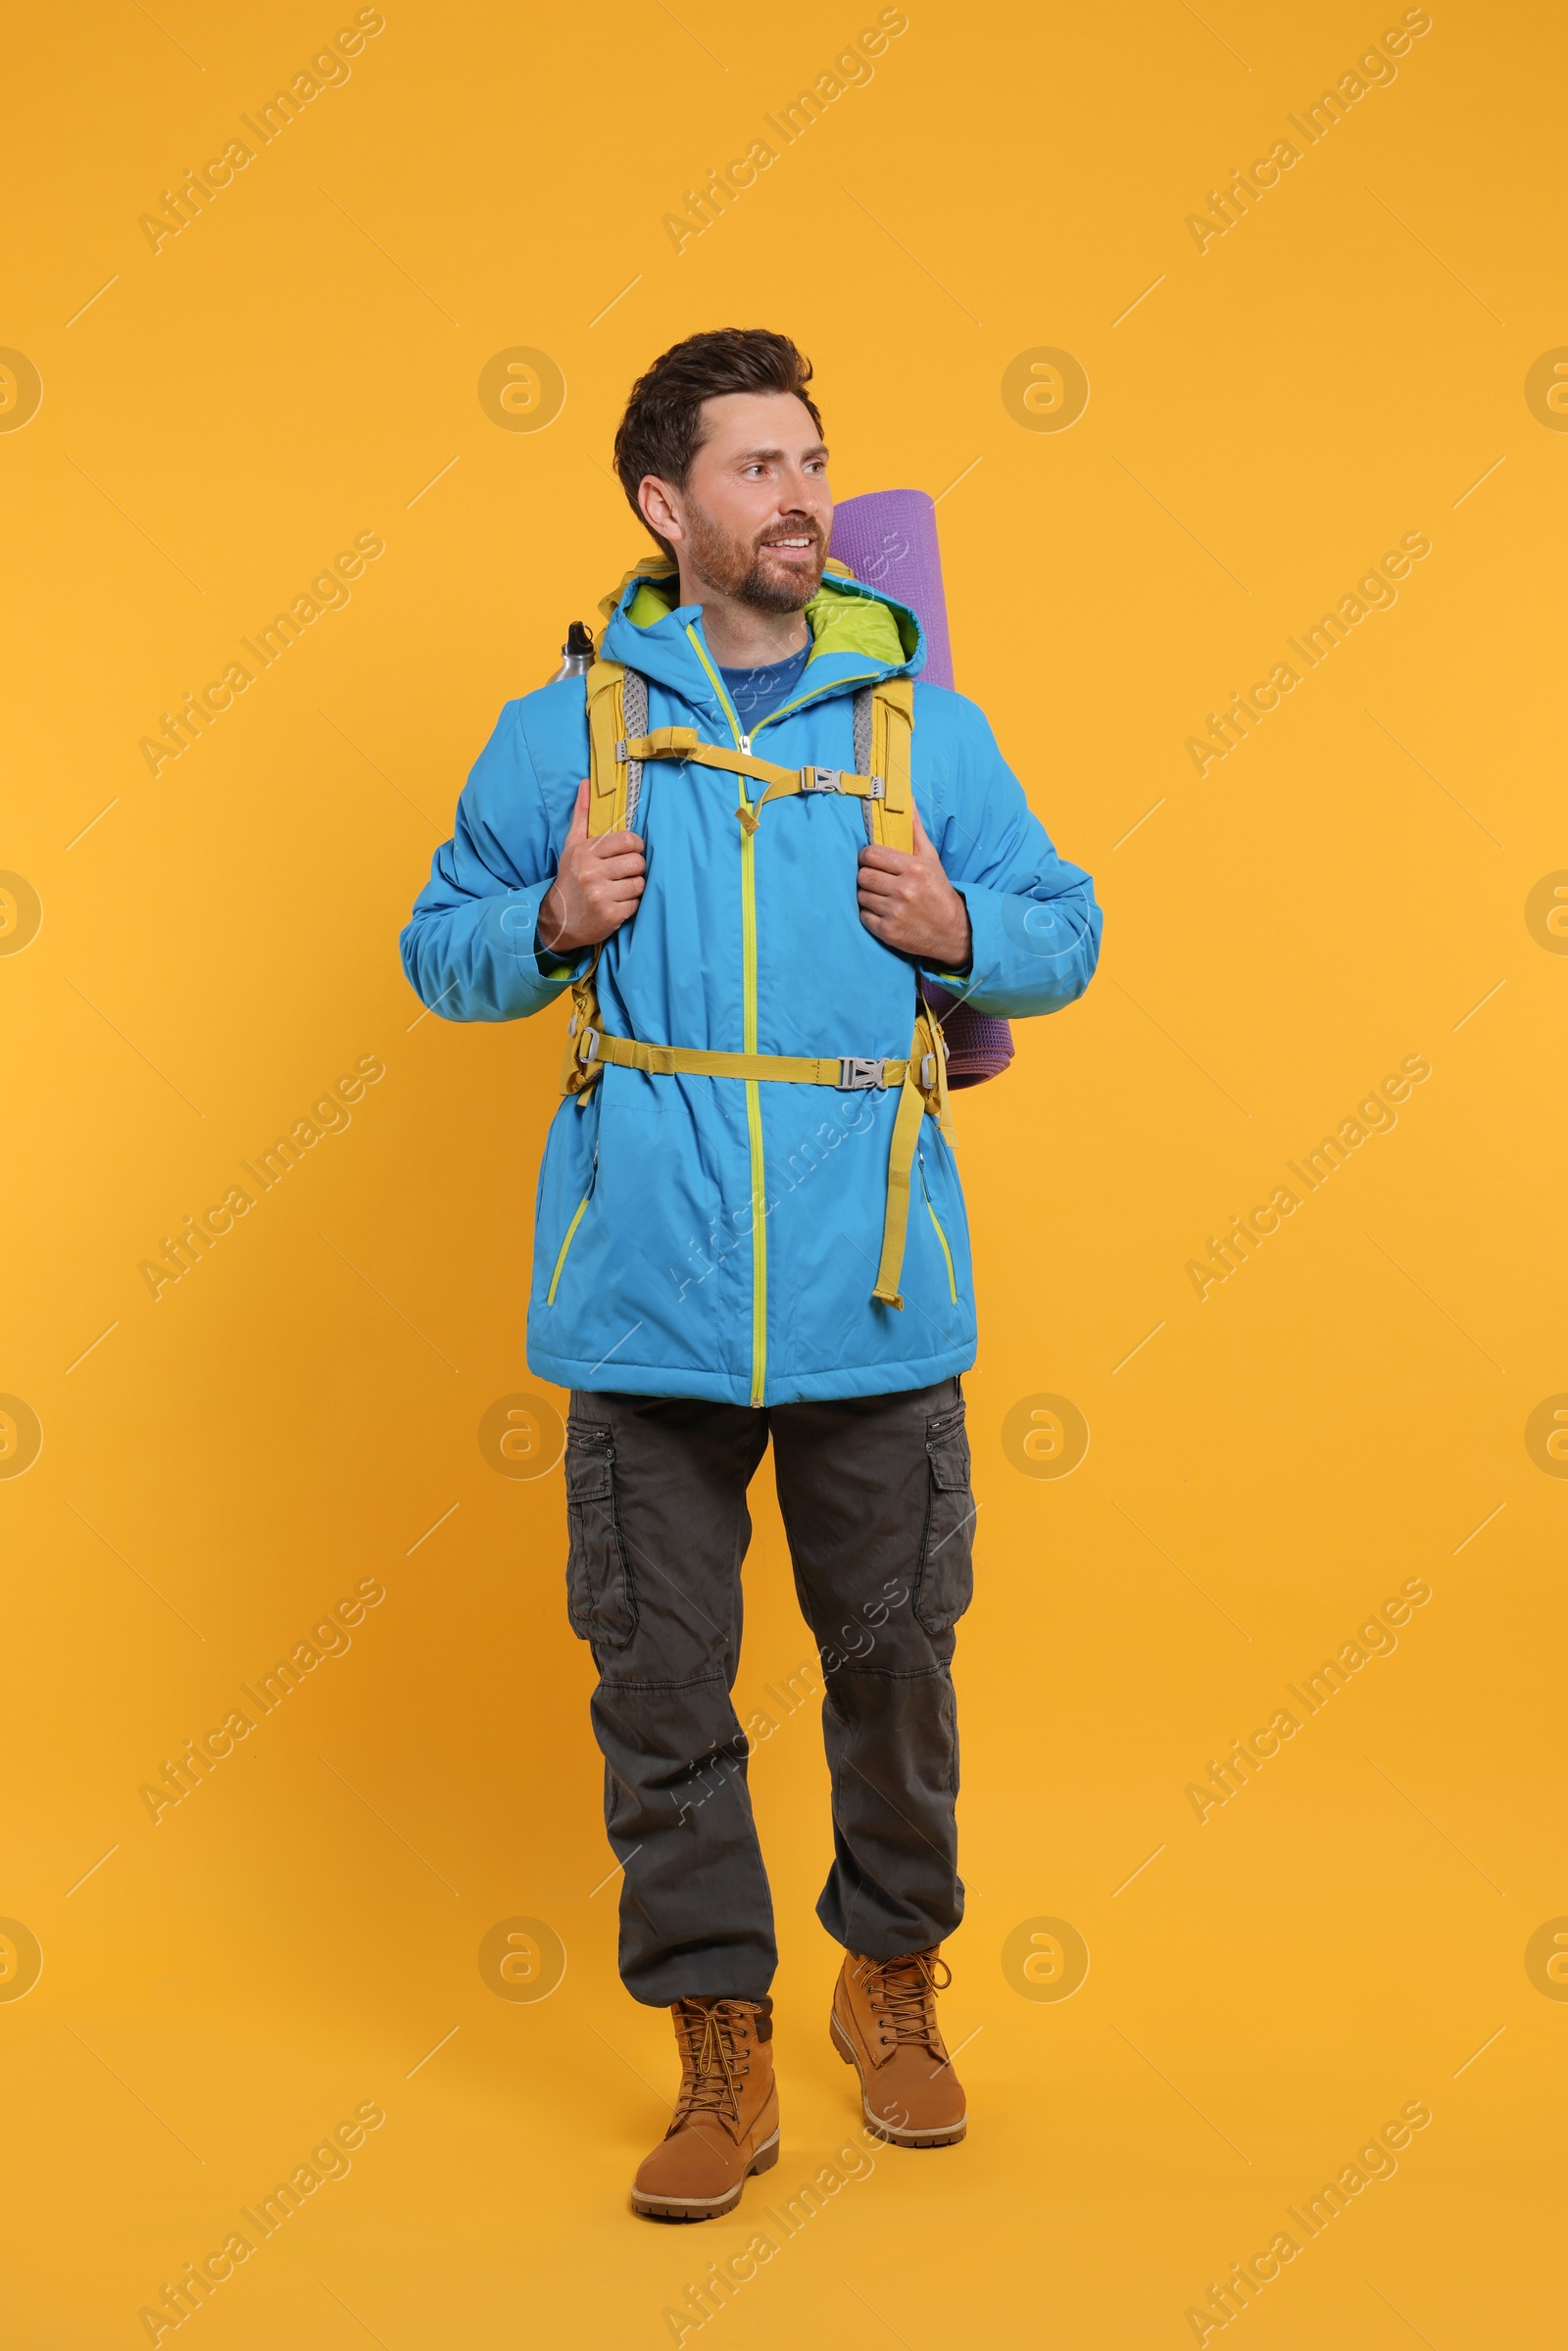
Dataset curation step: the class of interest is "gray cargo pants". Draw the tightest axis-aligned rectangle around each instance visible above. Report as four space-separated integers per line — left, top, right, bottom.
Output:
564 1378 974 2006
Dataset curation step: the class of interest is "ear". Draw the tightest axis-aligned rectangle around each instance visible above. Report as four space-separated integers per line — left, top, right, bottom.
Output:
638 473 685 548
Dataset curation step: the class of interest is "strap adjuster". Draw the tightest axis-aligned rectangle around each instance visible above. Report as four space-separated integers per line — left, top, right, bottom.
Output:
802 765 842 792
838 1056 887 1091
582 1028 601 1062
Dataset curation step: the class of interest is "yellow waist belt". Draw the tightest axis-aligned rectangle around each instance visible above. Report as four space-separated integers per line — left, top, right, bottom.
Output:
560 973 952 1311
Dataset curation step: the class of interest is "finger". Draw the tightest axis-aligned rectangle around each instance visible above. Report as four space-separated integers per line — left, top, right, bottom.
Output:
858 842 913 873
912 812 954 882
592 828 644 857
591 848 647 879
565 778 590 841
858 870 915 905
589 879 645 914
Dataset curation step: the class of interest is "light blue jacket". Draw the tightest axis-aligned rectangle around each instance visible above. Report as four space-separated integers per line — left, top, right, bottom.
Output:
401 565 1102 1406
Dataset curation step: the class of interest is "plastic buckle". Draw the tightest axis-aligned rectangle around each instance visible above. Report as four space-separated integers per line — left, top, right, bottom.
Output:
615 738 628 761
582 1029 601 1062
803 766 842 792
867 774 886 800
838 1056 886 1091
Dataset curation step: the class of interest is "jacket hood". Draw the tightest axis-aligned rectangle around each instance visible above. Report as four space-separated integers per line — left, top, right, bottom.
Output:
596 556 925 729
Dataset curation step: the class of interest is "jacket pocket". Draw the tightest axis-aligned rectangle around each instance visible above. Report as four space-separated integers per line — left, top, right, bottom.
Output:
546 1145 598 1306
914 1401 975 1635
546 1195 589 1304
564 1419 636 1646
919 1156 958 1304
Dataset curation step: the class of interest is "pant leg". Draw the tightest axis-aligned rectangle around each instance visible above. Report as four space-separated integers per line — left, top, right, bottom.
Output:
767 1376 974 1961
564 1390 773 2006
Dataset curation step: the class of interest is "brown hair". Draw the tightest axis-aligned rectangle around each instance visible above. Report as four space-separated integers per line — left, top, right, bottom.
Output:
613 328 824 562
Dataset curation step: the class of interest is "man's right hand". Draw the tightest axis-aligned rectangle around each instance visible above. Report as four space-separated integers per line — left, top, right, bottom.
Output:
536 779 645 956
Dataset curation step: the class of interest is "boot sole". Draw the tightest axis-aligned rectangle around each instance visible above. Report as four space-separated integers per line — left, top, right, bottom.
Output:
630 2129 779 2223
830 2010 967 2147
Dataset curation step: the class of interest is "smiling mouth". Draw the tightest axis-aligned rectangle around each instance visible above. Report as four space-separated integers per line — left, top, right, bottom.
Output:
760 535 816 553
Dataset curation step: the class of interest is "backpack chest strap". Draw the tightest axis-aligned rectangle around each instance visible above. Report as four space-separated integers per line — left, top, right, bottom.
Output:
624 731 886 835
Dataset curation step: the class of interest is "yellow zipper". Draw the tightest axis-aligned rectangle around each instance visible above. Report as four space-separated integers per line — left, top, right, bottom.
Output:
749 666 880 740
546 1194 590 1304
920 1156 958 1303
739 819 767 1402
686 625 769 1405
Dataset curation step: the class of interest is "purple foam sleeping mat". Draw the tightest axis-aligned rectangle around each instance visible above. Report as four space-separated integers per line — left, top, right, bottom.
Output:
828 489 1013 1087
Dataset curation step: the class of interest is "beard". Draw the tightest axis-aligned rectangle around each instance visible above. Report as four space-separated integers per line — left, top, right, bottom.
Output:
682 502 826 612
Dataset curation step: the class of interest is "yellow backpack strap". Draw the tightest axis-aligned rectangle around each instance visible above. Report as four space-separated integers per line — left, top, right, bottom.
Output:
869 678 914 854
870 998 951 1307
863 676 922 1303
560 946 616 1105
585 660 628 838
870 1068 926 1308
559 660 623 1101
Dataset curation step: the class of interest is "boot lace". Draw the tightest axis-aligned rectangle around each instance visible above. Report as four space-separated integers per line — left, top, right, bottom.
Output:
858 1951 953 2048
671 1998 755 2130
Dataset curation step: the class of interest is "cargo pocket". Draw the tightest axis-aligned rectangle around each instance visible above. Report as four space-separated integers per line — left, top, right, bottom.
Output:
914 1402 975 1635
911 1392 973 1636
564 1419 636 1647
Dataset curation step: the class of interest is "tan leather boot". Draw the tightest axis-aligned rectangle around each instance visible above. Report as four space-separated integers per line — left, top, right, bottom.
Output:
831 1947 966 2146
631 1996 780 2222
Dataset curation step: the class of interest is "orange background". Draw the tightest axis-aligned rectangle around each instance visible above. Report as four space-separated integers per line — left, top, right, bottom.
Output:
4 0 1565 2342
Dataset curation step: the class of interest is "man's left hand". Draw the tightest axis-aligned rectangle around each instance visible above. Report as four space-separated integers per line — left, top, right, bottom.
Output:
857 809 971 970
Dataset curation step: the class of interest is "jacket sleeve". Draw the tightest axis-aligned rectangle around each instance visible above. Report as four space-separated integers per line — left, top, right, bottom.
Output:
914 692 1102 1020
399 701 586 1022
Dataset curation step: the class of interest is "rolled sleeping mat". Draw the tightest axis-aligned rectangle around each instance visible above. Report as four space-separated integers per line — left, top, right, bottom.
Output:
828 486 955 689
828 489 1013 1088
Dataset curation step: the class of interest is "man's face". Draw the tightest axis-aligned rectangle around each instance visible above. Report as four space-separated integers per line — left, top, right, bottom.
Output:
647 390 832 613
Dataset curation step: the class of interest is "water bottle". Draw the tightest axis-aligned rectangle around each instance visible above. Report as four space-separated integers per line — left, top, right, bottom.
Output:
548 621 595 683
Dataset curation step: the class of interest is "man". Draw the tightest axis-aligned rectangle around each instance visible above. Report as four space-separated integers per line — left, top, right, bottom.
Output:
402 328 1101 2221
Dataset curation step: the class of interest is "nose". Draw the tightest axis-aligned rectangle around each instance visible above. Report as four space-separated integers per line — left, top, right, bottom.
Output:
775 485 825 529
